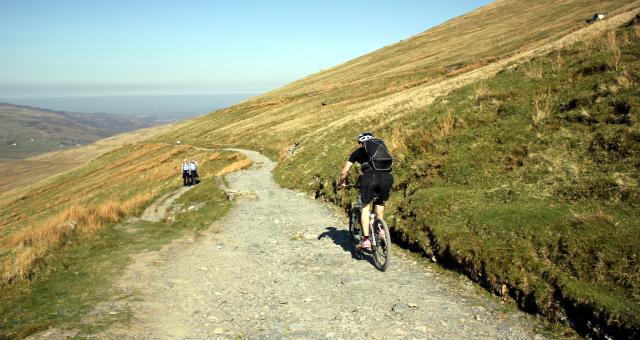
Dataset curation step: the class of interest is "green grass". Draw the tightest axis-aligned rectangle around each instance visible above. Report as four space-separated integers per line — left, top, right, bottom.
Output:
271 23 640 338
0 179 230 338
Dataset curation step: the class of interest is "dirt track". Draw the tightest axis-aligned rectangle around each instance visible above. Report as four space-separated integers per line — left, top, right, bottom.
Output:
139 186 193 223
74 150 547 339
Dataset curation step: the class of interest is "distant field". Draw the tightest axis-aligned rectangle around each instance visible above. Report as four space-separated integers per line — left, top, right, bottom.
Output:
0 122 187 194
0 102 162 159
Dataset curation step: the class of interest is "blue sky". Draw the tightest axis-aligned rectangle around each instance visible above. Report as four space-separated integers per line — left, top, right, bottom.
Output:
0 1 492 97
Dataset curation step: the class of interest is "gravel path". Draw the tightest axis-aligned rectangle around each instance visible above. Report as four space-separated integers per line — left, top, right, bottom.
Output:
98 150 546 339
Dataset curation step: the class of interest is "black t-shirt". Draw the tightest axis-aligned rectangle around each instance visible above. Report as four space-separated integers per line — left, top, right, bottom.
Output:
348 147 368 164
348 147 372 172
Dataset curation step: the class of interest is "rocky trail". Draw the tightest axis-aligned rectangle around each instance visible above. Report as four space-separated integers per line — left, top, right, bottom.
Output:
56 149 547 339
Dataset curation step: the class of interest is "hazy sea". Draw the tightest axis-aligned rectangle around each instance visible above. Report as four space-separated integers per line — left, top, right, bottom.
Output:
1 93 260 120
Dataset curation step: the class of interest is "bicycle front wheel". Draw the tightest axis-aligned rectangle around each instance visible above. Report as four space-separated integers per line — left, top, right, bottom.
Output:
372 218 391 271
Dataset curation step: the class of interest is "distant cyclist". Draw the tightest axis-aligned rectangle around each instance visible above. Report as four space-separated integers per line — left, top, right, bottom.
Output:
182 159 190 186
338 132 394 250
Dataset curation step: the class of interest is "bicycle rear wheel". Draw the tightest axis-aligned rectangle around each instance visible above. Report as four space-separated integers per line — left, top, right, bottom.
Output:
372 218 391 271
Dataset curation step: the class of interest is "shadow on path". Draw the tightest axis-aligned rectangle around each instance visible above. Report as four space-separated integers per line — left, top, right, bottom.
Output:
318 226 377 267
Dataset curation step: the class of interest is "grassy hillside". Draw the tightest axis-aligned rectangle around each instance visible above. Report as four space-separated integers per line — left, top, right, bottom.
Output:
0 102 161 159
286 21 640 339
0 122 184 194
287 20 640 339
147 1 640 338
0 144 248 285
154 0 636 154
0 177 235 338
0 138 250 336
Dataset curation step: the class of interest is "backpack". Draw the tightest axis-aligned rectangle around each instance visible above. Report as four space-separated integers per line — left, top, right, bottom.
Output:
363 138 393 171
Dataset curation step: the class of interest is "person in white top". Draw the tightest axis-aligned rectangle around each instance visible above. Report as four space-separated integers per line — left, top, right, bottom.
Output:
182 159 190 186
189 159 199 185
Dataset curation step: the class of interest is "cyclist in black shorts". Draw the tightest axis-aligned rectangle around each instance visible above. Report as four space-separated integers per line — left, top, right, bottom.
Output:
338 132 394 250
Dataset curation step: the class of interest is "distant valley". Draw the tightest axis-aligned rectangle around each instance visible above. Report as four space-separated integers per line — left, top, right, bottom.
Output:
0 102 163 159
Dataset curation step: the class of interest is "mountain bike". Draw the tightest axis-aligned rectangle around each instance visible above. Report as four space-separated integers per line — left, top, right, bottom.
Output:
344 185 391 271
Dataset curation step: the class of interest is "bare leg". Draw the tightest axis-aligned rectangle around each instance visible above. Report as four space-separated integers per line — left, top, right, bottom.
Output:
361 202 373 237
374 204 385 220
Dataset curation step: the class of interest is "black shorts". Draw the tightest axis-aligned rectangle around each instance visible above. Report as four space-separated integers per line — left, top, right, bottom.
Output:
358 171 393 206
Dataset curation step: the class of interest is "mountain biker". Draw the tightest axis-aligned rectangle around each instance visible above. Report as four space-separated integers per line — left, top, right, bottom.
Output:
338 132 394 250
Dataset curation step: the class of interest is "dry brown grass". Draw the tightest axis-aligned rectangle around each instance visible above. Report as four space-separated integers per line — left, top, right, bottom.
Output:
635 24 640 38
0 124 176 195
121 191 156 213
278 141 292 161
533 89 552 126
3 199 131 284
106 143 168 171
1 189 158 285
389 122 409 158
524 63 544 79
608 31 622 71
552 53 565 73
411 112 455 153
621 30 631 45
446 61 486 78
0 141 235 286
215 158 253 176
472 83 490 102
96 201 127 225
573 210 616 227
583 36 595 50
386 79 431 94
0 144 207 233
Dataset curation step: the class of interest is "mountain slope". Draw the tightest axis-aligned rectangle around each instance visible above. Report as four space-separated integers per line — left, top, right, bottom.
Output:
148 1 640 338
0 102 160 158
156 0 637 153
0 122 184 194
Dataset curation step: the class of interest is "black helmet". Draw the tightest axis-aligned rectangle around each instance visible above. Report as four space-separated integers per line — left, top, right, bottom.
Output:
357 132 374 143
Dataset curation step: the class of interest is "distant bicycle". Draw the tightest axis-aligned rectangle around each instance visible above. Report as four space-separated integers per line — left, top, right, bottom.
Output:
345 185 391 271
